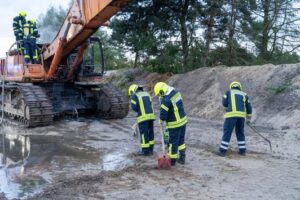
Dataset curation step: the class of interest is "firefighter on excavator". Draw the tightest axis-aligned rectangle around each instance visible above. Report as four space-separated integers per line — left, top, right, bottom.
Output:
154 82 188 166
217 81 252 157
13 10 27 52
129 84 155 156
23 19 40 64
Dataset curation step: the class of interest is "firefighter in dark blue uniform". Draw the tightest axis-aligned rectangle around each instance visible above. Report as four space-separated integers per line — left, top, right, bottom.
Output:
29 19 40 63
129 84 155 156
23 19 40 64
154 82 188 166
217 81 252 157
13 11 27 52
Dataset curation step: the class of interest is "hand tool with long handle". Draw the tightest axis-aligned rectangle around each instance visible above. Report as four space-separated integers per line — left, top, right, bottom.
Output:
131 122 139 137
161 124 166 154
157 122 171 169
247 122 272 153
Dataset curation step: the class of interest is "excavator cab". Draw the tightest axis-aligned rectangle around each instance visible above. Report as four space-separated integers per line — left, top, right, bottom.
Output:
67 37 105 82
80 37 105 77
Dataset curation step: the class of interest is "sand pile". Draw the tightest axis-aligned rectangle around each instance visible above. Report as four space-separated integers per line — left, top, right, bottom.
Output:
168 63 300 130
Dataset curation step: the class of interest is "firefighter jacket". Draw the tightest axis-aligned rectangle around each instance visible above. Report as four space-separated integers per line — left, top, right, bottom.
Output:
223 89 252 118
160 88 188 129
30 22 40 39
13 16 26 38
131 91 155 123
23 22 39 39
23 23 31 39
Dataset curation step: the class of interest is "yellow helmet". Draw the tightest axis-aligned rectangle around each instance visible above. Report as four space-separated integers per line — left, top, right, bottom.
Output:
128 84 139 96
31 19 37 24
154 82 169 96
229 81 242 90
19 10 27 17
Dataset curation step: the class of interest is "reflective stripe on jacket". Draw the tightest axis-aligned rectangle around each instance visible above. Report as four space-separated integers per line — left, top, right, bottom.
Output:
31 23 39 38
13 16 26 36
223 89 252 118
160 89 187 129
23 23 31 38
23 22 39 39
131 91 155 123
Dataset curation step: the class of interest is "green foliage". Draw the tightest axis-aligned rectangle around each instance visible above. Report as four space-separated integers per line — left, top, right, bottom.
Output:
144 42 182 73
94 30 131 70
109 68 138 90
38 1 300 74
270 80 293 94
268 50 300 65
37 6 67 43
209 45 257 67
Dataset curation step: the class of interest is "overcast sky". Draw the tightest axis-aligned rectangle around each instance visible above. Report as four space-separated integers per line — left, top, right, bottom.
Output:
0 0 70 57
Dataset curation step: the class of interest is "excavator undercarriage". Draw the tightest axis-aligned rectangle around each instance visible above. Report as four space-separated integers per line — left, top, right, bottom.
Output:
0 83 128 127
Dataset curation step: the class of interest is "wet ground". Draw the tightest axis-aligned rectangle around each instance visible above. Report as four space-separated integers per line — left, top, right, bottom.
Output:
0 117 138 199
0 115 299 200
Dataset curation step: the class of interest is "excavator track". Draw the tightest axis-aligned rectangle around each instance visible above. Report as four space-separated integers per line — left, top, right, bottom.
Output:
1 84 53 127
97 84 129 119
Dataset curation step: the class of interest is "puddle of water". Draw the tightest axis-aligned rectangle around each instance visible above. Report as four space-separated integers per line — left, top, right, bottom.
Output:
0 131 101 199
0 122 135 200
102 151 133 171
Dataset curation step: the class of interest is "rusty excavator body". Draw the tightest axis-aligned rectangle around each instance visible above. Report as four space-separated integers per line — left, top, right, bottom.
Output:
0 0 131 127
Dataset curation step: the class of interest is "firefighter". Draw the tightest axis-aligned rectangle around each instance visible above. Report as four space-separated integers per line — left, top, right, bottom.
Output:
29 19 40 63
129 84 155 156
13 11 27 52
23 20 39 64
217 81 252 157
154 82 188 166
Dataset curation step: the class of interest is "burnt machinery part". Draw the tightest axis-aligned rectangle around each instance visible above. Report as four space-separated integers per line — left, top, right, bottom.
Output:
0 83 128 127
0 84 54 127
37 83 129 120
97 84 129 119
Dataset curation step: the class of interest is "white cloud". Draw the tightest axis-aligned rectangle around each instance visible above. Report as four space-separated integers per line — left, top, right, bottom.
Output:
0 0 70 57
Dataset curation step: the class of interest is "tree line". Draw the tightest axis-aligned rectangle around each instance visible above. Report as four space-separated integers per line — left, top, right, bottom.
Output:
38 0 300 73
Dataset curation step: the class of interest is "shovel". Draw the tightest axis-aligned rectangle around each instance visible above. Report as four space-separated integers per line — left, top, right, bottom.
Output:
157 122 171 169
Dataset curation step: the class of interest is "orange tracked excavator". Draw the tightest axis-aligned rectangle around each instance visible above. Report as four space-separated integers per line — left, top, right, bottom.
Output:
0 0 131 127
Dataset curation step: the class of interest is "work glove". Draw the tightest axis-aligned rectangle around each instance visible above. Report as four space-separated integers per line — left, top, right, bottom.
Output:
131 122 138 137
246 116 252 124
163 129 170 144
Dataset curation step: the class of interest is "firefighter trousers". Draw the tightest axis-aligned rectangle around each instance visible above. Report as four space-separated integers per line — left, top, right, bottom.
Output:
219 117 246 153
138 120 154 154
14 34 24 52
168 125 186 165
24 37 38 64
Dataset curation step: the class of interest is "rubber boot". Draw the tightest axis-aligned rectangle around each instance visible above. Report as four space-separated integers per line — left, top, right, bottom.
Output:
178 149 186 164
238 150 246 156
216 151 226 157
137 148 150 156
25 58 30 64
171 159 176 166
149 145 154 155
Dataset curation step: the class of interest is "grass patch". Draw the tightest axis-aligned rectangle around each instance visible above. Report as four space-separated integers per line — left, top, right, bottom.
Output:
270 80 292 94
